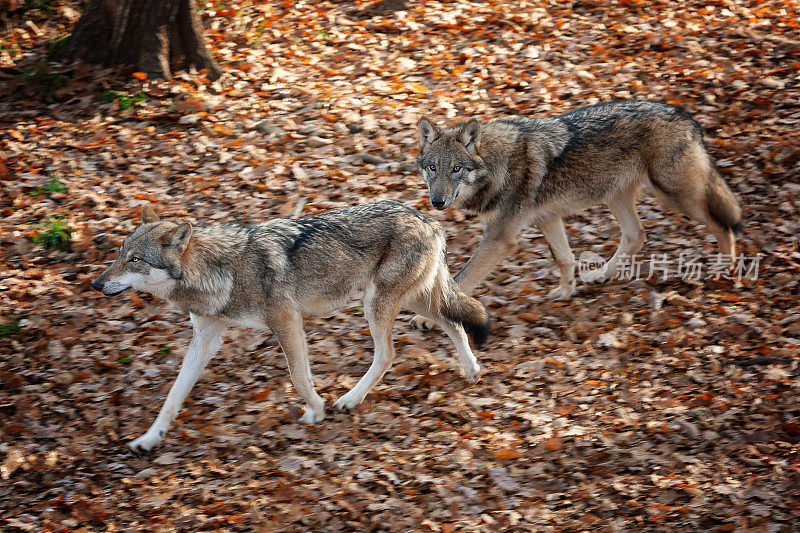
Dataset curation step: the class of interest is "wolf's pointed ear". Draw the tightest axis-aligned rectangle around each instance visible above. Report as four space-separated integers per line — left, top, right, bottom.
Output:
141 204 160 224
418 116 439 147
166 222 193 252
460 118 481 153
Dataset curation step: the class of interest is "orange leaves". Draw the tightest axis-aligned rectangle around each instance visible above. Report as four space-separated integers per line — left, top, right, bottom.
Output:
133 193 157 201
494 447 522 460
175 96 206 115
131 72 147 81
406 83 429 94
517 311 540 323
225 138 243 150
1 0 798 529
544 437 563 451
212 124 236 137
128 293 145 308
249 388 273 402
692 391 716 407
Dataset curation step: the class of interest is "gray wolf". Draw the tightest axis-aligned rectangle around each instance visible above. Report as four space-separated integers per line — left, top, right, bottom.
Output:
415 99 742 304
92 202 490 453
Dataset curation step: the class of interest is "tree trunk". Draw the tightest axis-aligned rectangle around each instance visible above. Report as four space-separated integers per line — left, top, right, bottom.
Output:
59 0 222 81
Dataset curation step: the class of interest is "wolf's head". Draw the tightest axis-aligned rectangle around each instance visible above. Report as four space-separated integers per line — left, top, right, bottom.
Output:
417 116 486 210
92 205 192 299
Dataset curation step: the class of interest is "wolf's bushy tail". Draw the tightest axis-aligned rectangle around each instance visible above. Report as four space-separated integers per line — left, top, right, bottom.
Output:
441 279 491 346
706 169 743 233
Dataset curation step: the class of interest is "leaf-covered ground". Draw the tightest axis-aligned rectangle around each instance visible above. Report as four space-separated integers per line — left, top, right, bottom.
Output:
1 1 799 531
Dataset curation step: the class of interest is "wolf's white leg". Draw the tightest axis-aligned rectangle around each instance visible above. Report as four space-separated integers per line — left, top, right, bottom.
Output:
538 217 576 300
439 322 481 383
586 191 645 284
270 308 325 424
334 286 399 412
128 314 226 453
435 320 481 382
407 298 481 383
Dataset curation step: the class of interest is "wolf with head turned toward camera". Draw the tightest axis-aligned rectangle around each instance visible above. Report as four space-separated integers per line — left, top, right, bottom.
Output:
412 99 742 323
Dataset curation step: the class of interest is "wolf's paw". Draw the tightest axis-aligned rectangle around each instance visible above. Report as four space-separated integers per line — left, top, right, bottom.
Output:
546 284 576 301
127 431 163 454
333 391 364 413
299 407 324 425
410 315 436 331
463 364 481 384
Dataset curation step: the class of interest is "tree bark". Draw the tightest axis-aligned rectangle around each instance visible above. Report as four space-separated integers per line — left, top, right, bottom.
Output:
59 0 222 81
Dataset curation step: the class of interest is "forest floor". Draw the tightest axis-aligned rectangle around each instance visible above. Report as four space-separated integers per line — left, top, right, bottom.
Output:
1 0 799 531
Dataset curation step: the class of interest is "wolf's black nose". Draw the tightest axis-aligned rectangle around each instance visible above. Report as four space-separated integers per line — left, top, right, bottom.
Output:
91 279 104 292
431 198 445 209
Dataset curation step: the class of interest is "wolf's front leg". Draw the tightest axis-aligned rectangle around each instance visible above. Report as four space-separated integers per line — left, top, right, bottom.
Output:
128 314 226 453
269 308 325 424
455 223 520 293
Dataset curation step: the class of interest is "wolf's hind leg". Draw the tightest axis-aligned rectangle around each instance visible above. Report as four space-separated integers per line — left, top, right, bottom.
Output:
270 308 325 424
648 143 740 264
538 217 576 300
334 285 401 412
586 188 645 284
128 314 226 453
408 297 481 383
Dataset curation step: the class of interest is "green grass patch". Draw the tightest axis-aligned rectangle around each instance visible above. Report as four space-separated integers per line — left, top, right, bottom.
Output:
30 175 67 197
0 322 21 338
100 90 147 110
33 216 72 252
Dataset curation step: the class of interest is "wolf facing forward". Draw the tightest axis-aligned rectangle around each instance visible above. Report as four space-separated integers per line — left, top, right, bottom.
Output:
93 202 490 452
415 99 742 305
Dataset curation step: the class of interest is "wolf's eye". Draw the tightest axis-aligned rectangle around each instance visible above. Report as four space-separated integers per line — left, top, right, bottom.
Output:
429 164 436 171
453 165 461 173
130 257 140 263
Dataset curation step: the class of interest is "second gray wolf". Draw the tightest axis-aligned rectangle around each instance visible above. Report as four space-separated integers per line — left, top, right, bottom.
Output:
92 201 490 453
416 99 742 302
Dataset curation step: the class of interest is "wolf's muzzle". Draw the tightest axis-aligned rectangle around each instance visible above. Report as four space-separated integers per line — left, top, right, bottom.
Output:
91 279 105 292
431 197 446 209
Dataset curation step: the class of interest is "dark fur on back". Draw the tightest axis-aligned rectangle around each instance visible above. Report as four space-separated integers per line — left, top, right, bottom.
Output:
416 99 743 301
419 99 742 229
